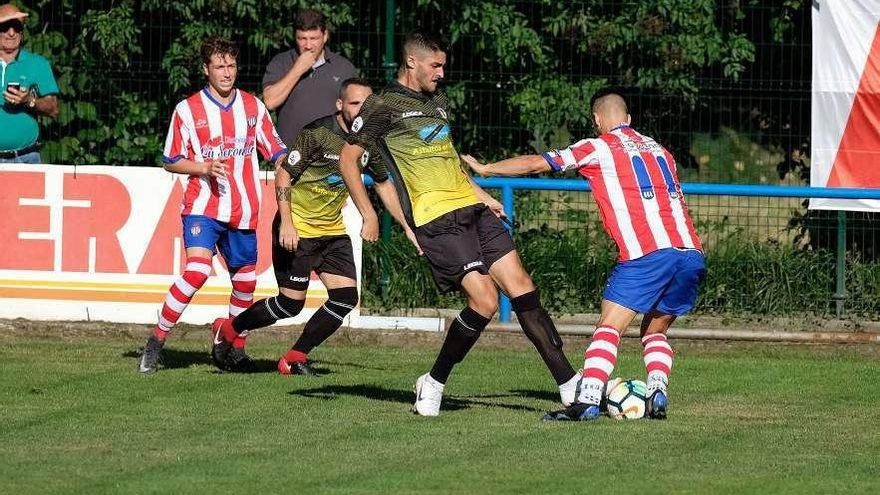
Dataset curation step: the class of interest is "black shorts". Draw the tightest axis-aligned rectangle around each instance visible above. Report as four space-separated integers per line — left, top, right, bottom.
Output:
414 204 516 293
272 215 357 291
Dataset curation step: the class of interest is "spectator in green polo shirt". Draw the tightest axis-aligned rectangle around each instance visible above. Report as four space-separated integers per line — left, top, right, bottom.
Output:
0 3 58 164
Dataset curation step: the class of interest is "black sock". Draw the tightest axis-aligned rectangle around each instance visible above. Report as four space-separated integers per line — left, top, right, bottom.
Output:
292 287 358 353
511 291 576 385
429 306 490 384
232 294 305 333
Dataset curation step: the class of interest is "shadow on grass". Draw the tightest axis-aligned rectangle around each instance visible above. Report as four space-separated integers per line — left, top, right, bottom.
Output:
122 347 281 374
312 359 387 372
290 384 545 413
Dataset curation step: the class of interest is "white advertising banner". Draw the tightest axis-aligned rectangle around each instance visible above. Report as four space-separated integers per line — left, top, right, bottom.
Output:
0 164 363 326
810 0 880 211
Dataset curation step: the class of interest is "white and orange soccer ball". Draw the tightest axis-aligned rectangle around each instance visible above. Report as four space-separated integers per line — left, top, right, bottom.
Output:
605 378 648 419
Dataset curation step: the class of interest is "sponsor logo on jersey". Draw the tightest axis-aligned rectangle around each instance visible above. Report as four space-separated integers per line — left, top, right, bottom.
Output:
402 111 424 118
351 116 363 133
418 124 450 143
288 150 301 166
326 173 344 187
194 119 209 129
412 142 455 156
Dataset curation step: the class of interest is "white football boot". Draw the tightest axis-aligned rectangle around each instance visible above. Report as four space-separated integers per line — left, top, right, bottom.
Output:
413 373 444 416
558 373 581 406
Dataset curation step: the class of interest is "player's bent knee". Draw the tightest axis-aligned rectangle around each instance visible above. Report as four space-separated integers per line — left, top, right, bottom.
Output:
275 293 306 318
326 287 358 317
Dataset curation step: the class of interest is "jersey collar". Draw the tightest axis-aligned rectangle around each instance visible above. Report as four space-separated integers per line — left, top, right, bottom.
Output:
385 80 434 102
202 86 238 111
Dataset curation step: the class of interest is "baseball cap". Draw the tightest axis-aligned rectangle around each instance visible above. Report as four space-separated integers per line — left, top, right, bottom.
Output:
0 4 28 24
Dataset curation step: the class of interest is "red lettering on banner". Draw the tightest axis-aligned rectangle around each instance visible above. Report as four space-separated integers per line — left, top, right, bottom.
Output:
257 180 277 274
61 174 130 273
0 172 53 270
137 179 186 275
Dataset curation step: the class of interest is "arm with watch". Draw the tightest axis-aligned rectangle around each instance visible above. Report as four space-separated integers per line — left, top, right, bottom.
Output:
3 84 58 119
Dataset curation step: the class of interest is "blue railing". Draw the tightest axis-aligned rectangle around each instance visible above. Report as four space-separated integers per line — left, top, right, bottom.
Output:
366 176 880 322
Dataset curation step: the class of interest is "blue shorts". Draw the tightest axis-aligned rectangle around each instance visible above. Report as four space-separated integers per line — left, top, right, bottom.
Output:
182 215 257 268
603 248 706 316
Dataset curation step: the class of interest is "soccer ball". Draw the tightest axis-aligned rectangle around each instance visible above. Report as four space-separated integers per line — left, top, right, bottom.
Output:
605 379 648 419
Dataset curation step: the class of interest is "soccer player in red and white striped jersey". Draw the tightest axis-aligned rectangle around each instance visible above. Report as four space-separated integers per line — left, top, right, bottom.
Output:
138 36 288 374
463 90 706 420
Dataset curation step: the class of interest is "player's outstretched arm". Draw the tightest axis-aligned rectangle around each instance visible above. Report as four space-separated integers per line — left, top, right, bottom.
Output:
339 142 380 242
274 165 299 251
461 154 550 177
374 180 423 255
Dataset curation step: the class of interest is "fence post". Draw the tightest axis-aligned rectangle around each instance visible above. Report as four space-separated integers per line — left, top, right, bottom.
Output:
378 0 396 298
833 210 847 319
499 185 514 322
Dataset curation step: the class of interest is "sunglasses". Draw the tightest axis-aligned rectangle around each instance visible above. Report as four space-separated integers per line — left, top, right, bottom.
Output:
0 20 24 33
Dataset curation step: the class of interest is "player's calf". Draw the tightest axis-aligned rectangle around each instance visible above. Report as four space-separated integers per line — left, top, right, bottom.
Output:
278 287 358 376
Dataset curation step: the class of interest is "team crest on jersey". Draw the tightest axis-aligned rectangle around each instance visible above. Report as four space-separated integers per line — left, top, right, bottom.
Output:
351 116 363 133
190 223 202 237
246 115 257 128
360 150 370 167
436 107 447 119
288 150 301 166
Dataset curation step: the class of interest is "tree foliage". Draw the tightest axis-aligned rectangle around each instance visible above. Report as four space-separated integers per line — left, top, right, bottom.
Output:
19 0 801 168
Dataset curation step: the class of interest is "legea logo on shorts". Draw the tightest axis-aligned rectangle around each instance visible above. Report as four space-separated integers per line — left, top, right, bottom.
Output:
290 276 309 282
463 261 484 271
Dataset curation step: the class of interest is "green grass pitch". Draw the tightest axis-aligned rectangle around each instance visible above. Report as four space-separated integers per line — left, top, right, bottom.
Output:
2 327 879 494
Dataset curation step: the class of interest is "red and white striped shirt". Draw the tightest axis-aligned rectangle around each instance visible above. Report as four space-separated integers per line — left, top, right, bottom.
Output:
162 88 287 230
542 125 702 261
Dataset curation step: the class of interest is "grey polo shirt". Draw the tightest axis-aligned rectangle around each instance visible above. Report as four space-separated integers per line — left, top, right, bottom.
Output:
262 48 356 147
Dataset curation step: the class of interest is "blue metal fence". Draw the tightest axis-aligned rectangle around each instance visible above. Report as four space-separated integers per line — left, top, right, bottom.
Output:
473 178 880 321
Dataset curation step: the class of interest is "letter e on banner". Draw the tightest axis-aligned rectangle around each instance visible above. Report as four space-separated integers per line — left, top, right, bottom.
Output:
0 171 53 270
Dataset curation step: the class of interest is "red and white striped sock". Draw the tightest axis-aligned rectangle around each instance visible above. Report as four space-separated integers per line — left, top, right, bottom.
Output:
642 333 673 394
154 256 212 340
577 326 621 405
229 265 256 348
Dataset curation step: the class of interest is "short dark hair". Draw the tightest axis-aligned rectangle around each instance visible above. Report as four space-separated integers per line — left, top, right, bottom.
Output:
201 35 239 66
338 77 372 100
402 29 449 60
295 9 327 32
590 86 638 113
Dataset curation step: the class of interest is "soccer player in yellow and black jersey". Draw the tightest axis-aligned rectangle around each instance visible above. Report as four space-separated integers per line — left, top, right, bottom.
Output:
211 78 413 374
339 30 580 416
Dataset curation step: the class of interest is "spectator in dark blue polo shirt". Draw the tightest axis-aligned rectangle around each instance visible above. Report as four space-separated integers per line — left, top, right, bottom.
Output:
0 3 58 164
262 8 356 147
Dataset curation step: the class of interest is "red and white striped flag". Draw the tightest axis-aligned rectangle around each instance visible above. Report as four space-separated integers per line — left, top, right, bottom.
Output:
811 0 880 210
